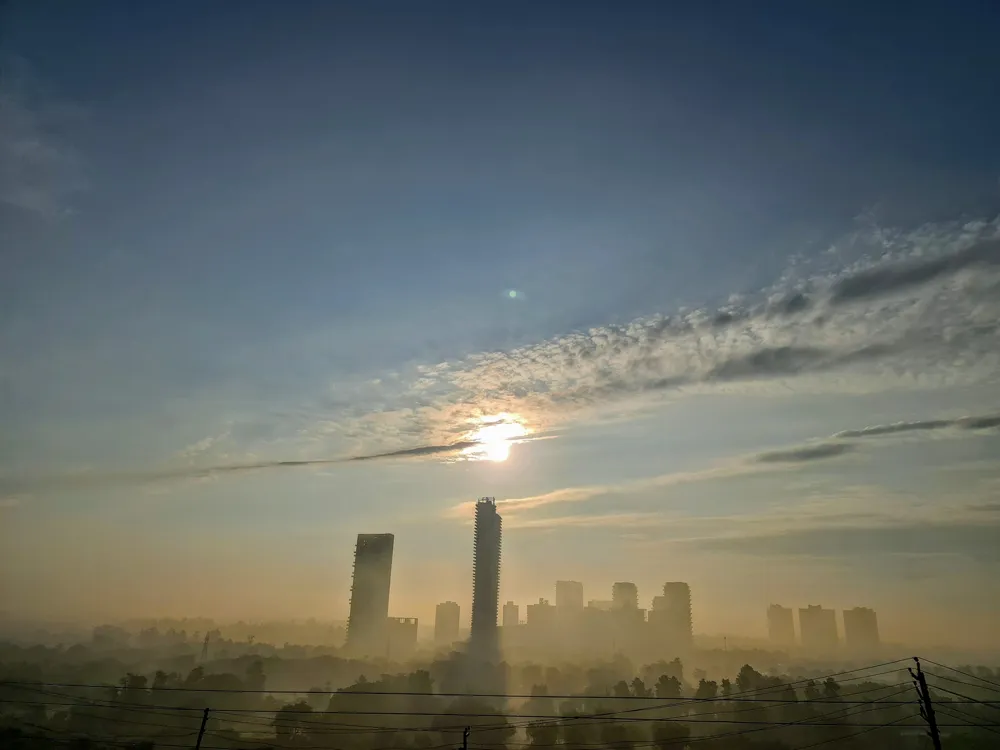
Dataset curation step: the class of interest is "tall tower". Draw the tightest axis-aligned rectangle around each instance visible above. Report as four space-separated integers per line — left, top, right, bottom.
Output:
612 582 639 609
843 607 880 654
799 605 839 652
662 582 693 646
556 581 584 611
470 498 502 657
346 533 394 656
435 601 461 645
768 604 796 647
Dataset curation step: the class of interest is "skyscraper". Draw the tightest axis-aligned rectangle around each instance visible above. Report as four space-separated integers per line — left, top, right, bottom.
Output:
612 582 638 609
503 601 519 629
799 605 838 651
556 580 584 611
650 582 693 648
768 604 796 646
843 607 880 653
386 617 418 659
470 498 502 656
346 533 394 656
435 601 461 645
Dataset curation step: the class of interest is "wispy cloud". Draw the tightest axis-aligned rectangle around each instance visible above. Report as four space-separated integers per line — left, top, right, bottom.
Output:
829 239 1000 305
833 414 1000 439
754 442 855 464
0 59 84 219
696 519 1000 563
444 409 1000 521
303 219 1000 456
505 512 664 530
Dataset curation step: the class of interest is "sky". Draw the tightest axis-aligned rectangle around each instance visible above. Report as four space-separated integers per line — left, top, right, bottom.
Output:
2 1 1000 649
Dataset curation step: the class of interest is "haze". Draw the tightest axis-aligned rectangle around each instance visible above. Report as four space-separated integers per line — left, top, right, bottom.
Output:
3 0 1000 661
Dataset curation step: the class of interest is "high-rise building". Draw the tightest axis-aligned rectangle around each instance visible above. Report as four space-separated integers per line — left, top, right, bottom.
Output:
587 599 614 611
470 498 502 655
435 601 460 645
767 604 796 646
612 582 638 610
649 582 693 648
386 617 418 659
799 605 838 651
526 598 557 628
503 601 519 629
843 607 880 653
346 533 394 656
556 581 584 611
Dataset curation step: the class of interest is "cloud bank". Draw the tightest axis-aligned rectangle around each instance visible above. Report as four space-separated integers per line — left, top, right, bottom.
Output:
303 219 1000 457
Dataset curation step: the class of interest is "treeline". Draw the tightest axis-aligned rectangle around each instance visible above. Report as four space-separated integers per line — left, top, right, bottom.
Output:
3 646 999 750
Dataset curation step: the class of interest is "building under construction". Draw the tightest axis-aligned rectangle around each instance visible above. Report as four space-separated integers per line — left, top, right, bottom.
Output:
345 533 394 656
470 497 502 657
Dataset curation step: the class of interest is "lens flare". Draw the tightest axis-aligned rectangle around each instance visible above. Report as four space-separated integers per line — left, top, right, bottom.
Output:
461 414 529 462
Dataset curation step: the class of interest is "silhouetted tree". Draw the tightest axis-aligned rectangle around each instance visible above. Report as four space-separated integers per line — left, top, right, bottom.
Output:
803 679 820 701
526 720 560 747
822 677 841 699
273 700 313 742
695 679 718 700
655 675 682 699
652 721 690 750
736 664 763 693
630 677 652 698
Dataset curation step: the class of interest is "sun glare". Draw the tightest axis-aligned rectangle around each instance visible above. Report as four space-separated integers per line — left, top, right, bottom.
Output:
462 414 530 462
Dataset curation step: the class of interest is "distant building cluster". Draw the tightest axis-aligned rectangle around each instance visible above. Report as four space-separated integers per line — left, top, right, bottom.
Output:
492 580 693 661
342 495 881 662
768 604 880 654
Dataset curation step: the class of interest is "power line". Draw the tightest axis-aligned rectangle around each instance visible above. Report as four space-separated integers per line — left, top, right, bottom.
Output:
922 659 1000 691
935 704 1000 737
922 681 1000 712
789 713 919 749
0 659 910 698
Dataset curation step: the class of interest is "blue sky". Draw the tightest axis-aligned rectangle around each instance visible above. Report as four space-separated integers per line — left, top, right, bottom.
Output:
2 1 1000 648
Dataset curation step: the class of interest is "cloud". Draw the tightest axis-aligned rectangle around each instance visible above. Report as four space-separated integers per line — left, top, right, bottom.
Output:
829 239 1000 306
833 413 1000 439
696 520 1000 564
310 219 1000 455
754 442 855 464
967 501 1000 513
0 437 501 494
505 512 664 530
443 408 1000 522
0 60 84 219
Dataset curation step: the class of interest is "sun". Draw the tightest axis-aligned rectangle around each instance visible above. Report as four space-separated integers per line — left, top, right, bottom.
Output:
461 414 529 462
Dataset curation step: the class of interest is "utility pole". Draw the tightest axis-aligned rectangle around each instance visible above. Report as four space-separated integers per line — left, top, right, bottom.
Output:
194 707 210 750
909 657 942 750
458 726 470 750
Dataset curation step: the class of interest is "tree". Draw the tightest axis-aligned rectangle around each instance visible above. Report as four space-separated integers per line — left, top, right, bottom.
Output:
245 659 266 692
600 721 637 750
273 700 314 742
613 680 632 698
803 680 820 701
720 678 732 697
694 679 718 700
736 664 763 693
822 677 841 700
526 721 560 747
655 675 682 699
630 677 652 698
652 721 690 750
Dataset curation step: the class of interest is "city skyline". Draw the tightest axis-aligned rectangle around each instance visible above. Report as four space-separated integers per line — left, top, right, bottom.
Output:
337 518 885 656
2 1 999 651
